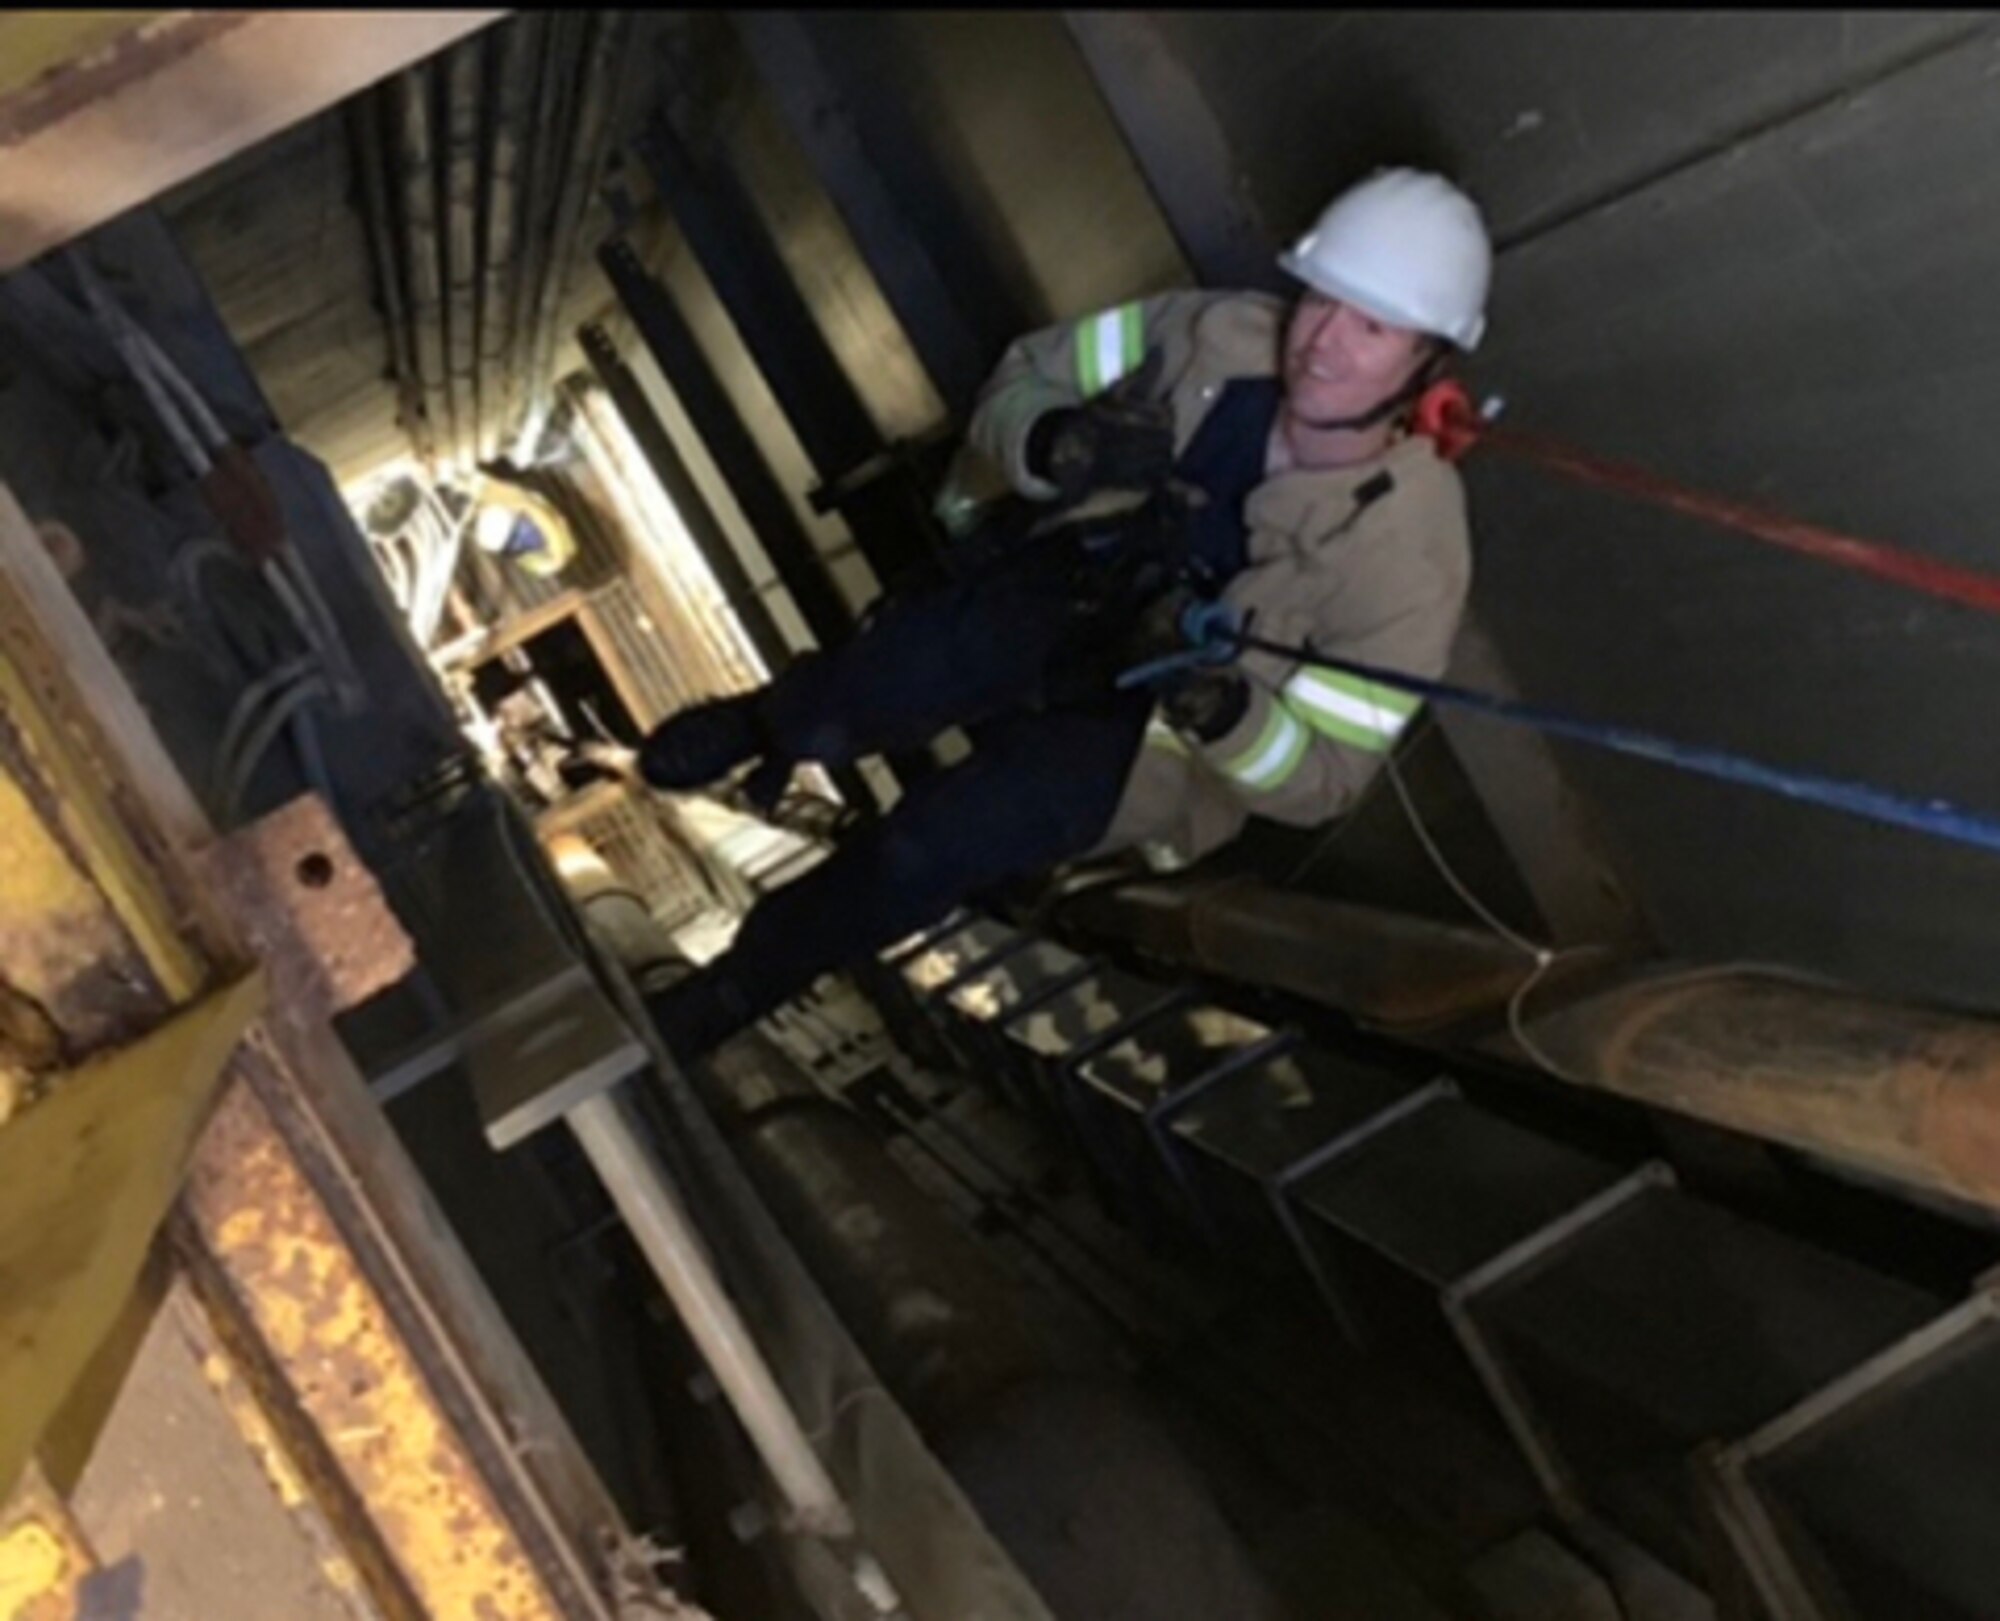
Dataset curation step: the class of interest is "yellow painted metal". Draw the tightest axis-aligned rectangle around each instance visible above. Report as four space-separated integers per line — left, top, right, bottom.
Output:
0 502 205 1004
0 658 203 1003
0 764 143 1057
0 972 264 1500
0 480 617 1614
173 1285 374 1608
0 1460 96 1621
181 1075 562 1621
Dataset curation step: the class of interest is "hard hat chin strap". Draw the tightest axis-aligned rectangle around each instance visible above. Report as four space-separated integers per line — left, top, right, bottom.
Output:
1291 347 1451 435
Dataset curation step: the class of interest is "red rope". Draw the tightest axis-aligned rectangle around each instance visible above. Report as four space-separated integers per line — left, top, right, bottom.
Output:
1415 384 2000 618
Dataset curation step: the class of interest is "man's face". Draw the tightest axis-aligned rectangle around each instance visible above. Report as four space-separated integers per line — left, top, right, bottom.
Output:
1281 290 1432 424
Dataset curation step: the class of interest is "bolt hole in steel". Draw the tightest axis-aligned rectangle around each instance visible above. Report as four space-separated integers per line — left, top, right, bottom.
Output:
295 852 336 889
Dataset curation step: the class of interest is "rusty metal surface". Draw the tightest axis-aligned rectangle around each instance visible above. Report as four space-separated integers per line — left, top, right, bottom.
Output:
0 14 240 140
178 1070 563 1621
0 979 62 1129
0 488 205 1007
0 481 656 1615
0 1460 96 1621
1517 971 2000 1209
68 1279 372 1621
193 795 416 1027
0 713 167 1055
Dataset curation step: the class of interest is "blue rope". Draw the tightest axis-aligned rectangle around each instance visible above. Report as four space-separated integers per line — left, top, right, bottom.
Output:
1233 633 2000 858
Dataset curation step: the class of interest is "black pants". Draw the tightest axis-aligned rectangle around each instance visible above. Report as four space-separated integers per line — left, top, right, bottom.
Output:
697 547 1151 1020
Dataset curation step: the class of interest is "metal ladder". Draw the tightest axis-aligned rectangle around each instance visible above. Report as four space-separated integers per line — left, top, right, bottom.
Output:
850 909 2000 1621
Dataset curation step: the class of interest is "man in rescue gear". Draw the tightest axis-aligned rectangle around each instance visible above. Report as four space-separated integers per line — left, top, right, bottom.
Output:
638 167 1489 1064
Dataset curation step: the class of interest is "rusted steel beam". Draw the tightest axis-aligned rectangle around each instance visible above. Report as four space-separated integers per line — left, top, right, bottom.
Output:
190 794 414 1029
177 1070 560 1621
0 483 682 1616
163 1278 381 1613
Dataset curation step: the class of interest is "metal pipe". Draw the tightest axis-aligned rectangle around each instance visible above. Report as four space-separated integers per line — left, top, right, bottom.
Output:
1500 968 2000 1210
442 42 483 472
392 69 451 463
1061 874 2000 1212
563 1085 854 1540
542 836 855 1541
478 18 534 464
1056 874 1541 1028
349 98 428 458
703 1043 1078 1437
552 838 1271 1619
502 14 572 456
518 12 628 459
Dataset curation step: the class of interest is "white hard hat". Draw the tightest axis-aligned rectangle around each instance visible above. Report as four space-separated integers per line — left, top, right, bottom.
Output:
1278 168 1492 350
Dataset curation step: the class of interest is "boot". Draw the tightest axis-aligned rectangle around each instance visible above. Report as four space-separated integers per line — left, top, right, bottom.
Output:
638 693 771 791
645 964 762 1067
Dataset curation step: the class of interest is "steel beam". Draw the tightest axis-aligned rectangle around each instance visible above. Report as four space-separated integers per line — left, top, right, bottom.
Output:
1058 13 1278 293
581 321 794 676
633 108 879 481
730 12 991 417
178 1071 566 1621
0 974 266 1500
632 103 940 592
0 11 504 272
0 481 675 1617
599 237 856 649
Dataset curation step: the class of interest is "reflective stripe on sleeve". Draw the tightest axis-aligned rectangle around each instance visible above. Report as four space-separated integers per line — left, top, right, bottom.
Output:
1282 667 1420 753
1076 303 1145 396
1220 703 1309 792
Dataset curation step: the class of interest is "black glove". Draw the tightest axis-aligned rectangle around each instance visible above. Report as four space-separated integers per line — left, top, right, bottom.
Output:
1026 348 1176 505
1116 585 1251 742
638 693 770 791
1115 584 1242 679
1159 667 1251 742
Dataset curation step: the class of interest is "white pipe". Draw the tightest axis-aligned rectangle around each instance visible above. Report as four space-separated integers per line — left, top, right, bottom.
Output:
73 258 212 478
563 1084 855 1541
130 322 229 451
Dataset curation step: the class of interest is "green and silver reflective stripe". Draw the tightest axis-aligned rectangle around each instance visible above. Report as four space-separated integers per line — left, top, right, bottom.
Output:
1282 667 1421 753
1219 701 1309 792
1075 302 1146 395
